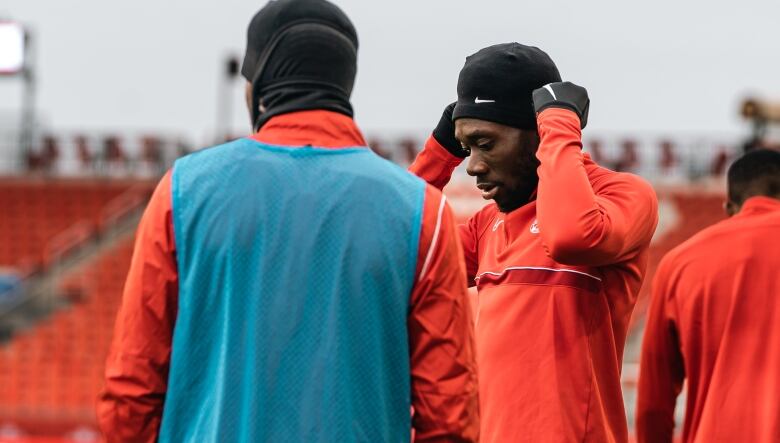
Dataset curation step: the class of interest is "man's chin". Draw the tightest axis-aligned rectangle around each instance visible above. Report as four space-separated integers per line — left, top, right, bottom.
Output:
493 193 527 213
481 185 500 200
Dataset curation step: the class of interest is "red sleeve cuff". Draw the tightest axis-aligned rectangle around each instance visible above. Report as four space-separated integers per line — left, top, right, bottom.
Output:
409 135 465 191
537 107 582 132
424 134 467 168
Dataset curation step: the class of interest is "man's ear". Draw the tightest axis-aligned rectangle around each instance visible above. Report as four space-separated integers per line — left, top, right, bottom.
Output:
245 82 252 110
725 199 739 217
245 82 254 125
520 129 541 153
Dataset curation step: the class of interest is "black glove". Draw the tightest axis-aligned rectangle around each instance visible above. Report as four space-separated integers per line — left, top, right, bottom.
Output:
532 81 590 129
432 102 469 158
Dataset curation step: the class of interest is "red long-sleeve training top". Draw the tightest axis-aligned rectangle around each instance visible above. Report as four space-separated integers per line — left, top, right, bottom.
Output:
637 196 780 443
410 108 658 442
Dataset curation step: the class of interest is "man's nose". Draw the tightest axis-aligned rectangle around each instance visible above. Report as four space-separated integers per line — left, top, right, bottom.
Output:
466 153 488 177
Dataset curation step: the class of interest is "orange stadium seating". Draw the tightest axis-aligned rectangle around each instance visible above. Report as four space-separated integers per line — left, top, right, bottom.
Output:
630 191 727 332
0 180 136 270
0 179 155 441
0 237 134 440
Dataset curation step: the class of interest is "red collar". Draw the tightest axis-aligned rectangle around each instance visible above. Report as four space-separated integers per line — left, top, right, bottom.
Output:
250 110 367 149
738 196 780 216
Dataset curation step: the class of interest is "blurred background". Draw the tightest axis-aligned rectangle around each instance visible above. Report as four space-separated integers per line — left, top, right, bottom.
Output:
1 0 779 441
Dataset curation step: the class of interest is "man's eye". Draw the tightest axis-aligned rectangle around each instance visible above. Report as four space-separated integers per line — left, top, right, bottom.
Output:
476 141 493 150
460 143 472 154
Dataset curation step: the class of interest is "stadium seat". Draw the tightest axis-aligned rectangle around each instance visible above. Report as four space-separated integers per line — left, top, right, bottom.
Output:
0 238 135 435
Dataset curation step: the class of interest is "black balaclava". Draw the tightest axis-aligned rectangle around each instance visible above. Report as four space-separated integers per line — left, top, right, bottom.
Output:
453 43 561 130
241 0 359 131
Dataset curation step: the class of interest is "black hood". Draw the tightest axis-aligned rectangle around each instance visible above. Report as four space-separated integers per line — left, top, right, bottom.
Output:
241 0 359 131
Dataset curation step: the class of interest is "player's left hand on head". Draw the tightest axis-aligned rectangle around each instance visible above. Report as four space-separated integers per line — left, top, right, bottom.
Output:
432 102 469 158
533 81 590 129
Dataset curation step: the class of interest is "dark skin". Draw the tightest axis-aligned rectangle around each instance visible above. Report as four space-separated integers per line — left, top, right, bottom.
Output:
245 81 267 128
455 118 541 213
725 190 780 216
725 199 740 217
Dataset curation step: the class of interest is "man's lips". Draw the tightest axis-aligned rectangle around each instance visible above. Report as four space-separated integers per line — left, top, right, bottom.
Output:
476 182 500 200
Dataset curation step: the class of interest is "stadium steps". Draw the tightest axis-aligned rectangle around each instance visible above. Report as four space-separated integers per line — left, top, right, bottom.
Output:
0 179 137 270
0 179 154 340
0 202 143 343
0 179 155 438
0 229 138 438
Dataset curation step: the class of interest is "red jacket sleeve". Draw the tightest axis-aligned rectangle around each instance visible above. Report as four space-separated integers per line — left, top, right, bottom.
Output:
97 170 178 442
636 255 685 443
409 136 480 283
458 214 482 285
408 185 480 442
535 108 658 266
409 135 465 191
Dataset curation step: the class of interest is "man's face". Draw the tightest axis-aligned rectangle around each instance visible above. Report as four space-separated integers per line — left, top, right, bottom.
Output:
456 118 540 213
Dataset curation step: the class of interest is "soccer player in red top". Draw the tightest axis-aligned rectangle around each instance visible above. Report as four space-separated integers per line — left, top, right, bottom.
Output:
637 149 780 443
409 43 659 442
97 1 478 441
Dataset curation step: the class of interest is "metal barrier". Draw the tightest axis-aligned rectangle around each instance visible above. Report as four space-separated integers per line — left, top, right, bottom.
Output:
0 180 154 322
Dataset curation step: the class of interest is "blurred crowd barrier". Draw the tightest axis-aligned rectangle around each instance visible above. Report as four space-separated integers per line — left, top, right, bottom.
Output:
0 133 189 178
0 131 746 184
368 134 743 184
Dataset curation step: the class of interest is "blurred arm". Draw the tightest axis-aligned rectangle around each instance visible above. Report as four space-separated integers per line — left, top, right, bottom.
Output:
408 186 479 442
636 257 685 443
97 170 178 442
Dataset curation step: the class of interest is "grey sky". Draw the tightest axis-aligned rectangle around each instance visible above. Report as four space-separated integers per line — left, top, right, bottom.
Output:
1 0 778 143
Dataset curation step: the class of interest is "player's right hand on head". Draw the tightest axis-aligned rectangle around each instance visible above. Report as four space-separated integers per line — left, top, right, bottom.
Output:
432 102 469 158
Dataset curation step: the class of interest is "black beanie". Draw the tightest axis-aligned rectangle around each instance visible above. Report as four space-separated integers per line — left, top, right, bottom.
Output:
241 0 359 131
453 43 561 130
